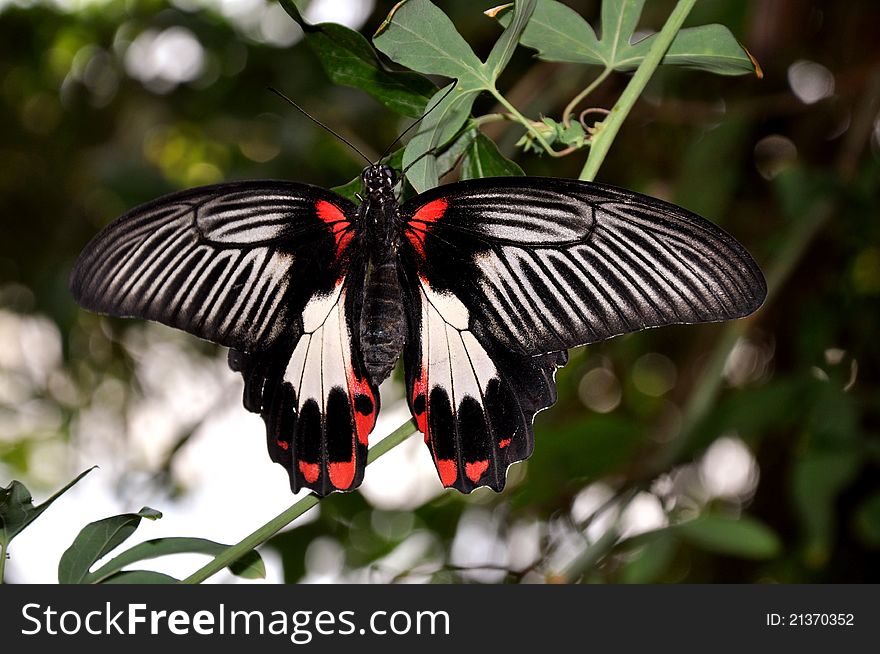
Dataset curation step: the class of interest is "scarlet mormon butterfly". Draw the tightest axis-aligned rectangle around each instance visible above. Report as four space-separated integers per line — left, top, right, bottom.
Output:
70 90 766 497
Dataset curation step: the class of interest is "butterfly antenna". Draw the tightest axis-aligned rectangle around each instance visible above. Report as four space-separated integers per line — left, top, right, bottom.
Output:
379 80 458 162
268 87 371 166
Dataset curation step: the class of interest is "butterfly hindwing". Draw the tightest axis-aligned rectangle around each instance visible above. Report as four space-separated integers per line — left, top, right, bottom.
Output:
401 177 767 356
401 269 566 493
230 273 379 495
70 180 357 353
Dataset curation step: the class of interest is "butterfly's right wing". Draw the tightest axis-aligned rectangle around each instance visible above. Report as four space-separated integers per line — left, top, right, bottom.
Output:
70 179 357 353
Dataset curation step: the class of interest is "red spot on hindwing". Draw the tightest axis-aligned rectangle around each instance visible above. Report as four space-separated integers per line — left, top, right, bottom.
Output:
275 439 289 451
329 461 356 489
466 460 489 483
498 438 511 449
346 368 376 446
315 199 353 257
406 197 448 258
411 372 428 440
298 461 320 484
436 459 458 487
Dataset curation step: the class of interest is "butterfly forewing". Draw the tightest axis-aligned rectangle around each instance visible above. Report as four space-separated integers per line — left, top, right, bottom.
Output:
70 180 356 353
400 177 767 357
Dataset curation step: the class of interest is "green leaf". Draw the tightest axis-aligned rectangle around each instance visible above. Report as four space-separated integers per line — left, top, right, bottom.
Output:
58 506 163 584
100 570 179 584
495 0 759 76
462 133 524 179
483 0 536 80
620 531 678 583
0 468 95 548
675 513 781 560
277 0 434 118
434 128 478 177
375 0 535 190
491 0 602 64
86 537 265 584
600 0 645 67
623 24 762 76
373 0 487 88
400 84 480 192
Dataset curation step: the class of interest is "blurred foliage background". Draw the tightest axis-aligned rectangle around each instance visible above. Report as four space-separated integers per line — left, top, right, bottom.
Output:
1 0 878 583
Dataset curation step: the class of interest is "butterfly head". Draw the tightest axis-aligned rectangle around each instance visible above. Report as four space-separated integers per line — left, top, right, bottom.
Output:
361 164 397 198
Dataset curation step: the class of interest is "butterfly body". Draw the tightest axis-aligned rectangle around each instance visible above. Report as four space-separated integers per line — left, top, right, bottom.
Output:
353 164 408 385
71 165 767 496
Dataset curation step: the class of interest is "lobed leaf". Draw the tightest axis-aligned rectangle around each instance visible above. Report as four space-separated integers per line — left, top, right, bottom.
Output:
376 0 535 190
374 0 486 87
495 0 759 76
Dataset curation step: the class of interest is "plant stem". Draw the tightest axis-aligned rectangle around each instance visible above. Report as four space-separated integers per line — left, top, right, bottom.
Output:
562 68 612 128
472 112 511 127
181 420 417 584
489 88 574 157
580 0 698 181
0 540 7 584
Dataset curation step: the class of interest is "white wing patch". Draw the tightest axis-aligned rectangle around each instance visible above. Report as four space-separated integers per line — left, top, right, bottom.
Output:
284 281 350 411
419 278 497 407
412 277 500 488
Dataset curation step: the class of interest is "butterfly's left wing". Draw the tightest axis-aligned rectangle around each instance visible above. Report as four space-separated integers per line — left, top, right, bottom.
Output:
70 180 377 496
398 176 766 492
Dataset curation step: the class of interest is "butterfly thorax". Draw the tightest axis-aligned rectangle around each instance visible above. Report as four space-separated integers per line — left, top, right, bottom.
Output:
357 164 406 385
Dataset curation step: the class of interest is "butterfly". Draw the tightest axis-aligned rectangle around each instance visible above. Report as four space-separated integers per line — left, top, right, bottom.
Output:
70 138 766 497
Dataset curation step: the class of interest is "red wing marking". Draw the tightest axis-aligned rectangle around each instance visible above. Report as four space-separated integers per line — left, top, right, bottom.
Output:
276 439 289 451
347 368 376 446
405 198 448 258
412 198 448 224
498 438 511 449
411 371 428 438
465 460 489 483
316 199 353 256
298 461 320 484
436 459 458 487
329 460 356 489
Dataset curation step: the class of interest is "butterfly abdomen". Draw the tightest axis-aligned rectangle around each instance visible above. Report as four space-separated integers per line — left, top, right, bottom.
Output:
359 255 406 385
